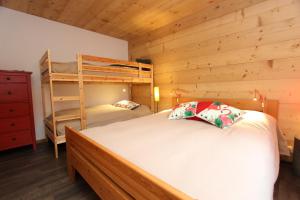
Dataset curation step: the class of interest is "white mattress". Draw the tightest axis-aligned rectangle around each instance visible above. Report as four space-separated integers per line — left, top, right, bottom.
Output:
82 110 280 200
50 62 150 78
47 104 151 135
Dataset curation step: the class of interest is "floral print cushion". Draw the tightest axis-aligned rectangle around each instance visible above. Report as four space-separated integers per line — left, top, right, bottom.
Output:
113 100 140 110
196 102 244 128
168 101 198 120
186 101 212 121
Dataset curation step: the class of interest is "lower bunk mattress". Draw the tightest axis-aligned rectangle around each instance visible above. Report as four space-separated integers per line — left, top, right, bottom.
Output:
46 104 151 135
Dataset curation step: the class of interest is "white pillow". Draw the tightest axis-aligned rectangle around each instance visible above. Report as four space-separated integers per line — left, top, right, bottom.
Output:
113 100 140 110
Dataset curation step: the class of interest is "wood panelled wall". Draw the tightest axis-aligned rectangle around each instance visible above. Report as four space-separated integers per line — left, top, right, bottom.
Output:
130 0 300 143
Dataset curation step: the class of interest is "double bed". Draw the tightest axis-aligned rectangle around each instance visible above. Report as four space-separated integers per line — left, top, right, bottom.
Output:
66 98 282 200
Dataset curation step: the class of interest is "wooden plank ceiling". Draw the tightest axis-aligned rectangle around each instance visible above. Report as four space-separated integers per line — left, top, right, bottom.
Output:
0 0 257 41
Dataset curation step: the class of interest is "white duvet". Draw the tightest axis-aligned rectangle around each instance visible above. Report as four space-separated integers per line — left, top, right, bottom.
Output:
82 110 280 200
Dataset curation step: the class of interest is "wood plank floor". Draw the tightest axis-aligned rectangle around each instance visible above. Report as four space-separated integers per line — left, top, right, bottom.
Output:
0 142 299 200
0 142 98 200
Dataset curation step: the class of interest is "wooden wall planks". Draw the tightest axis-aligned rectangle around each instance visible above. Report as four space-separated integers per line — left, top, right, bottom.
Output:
129 0 300 143
131 84 151 109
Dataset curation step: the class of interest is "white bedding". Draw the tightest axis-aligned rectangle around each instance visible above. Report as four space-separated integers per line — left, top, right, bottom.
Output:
50 62 150 78
47 104 151 135
82 110 280 200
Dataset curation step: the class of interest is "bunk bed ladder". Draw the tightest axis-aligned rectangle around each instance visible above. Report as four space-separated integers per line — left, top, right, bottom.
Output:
45 51 87 159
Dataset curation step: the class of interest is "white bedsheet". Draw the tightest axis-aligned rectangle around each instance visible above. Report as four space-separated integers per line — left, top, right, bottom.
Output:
82 110 280 200
47 104 151 135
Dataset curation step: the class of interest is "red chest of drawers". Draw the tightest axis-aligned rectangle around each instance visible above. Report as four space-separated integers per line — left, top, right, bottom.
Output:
0 70 36 151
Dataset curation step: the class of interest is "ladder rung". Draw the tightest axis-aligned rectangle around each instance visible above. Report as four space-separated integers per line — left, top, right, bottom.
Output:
55 114 81 122
53 96 80 102
51 73 79 82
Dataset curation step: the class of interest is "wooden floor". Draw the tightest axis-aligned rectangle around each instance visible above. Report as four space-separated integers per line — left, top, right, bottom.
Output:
0 142 99 200
0 142 299 200
274 162 300 200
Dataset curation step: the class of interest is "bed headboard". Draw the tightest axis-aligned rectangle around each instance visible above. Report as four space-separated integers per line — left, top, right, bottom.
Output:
172 97 279 119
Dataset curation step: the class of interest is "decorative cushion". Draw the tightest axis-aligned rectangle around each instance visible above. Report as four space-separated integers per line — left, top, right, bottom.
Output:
196 102 243 128
186 101 212 121
168 101 198 120
113 100 140 110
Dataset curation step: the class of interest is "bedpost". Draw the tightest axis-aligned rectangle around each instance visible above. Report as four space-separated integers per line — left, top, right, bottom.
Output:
129 83 132 101
77 54 87 129
40 51 47 140
66 127 76 182
150 64 154 112
47 50 59 159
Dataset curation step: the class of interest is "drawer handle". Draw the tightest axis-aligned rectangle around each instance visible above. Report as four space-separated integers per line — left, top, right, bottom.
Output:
10 123 15 127
7 91 12 95
11 137 16 141
6 77 11 81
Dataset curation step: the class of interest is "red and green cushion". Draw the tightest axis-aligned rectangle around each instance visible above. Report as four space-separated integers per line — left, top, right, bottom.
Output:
196 101 244 128
186 101 212 121
168 101 198 120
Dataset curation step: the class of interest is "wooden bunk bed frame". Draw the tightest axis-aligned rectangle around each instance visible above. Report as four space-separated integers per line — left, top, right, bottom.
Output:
40 50 154 159
66 97 279 200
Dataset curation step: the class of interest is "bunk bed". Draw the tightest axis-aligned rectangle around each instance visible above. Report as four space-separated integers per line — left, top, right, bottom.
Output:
40 50 154 158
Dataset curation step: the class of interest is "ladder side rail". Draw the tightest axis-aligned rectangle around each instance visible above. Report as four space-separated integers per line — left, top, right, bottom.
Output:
77 54 87 129
48 50 59 158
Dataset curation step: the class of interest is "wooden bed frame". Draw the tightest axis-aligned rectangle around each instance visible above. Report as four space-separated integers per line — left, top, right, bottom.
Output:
66 98 279 200
40 50 154 158
173 97 279 119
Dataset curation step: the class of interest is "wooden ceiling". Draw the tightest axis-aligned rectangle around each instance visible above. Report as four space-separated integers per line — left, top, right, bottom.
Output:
0 0 231 40
0 0 264 41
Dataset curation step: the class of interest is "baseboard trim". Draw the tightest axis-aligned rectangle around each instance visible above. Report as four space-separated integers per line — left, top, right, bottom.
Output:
37 138 48 144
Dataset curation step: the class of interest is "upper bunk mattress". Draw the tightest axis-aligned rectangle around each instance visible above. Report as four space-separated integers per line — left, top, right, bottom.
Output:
47 104 151 135
81 110 280 200
50 62 150 78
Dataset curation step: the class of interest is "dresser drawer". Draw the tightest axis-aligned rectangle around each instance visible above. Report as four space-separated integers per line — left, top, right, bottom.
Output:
0 74 27 83
0 131 32 150
0 83 28 102
0 103 30 118
0 116 31 134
